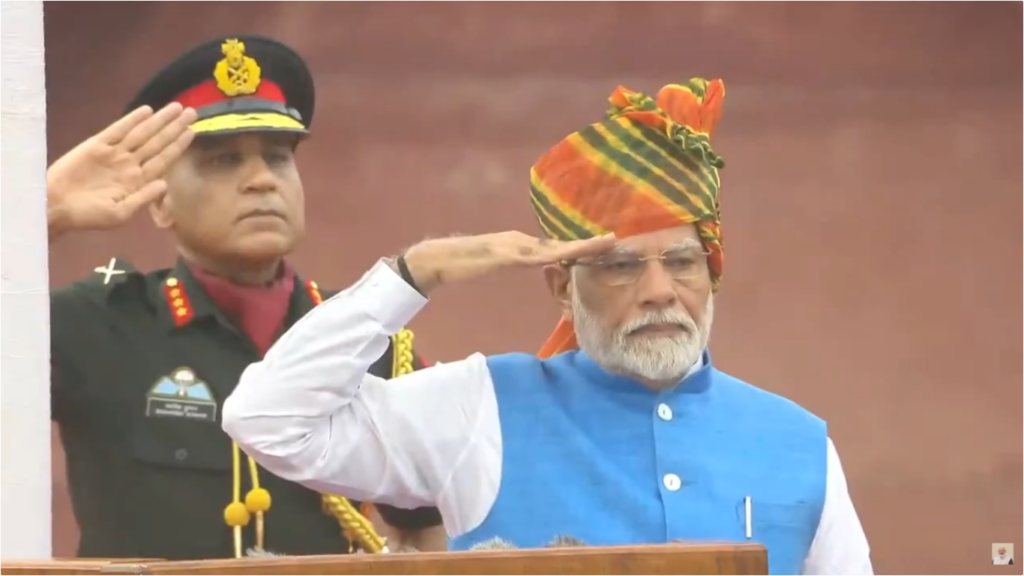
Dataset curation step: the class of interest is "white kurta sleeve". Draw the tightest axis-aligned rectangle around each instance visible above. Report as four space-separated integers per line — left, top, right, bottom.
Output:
802 437 874 575
222 260 502 535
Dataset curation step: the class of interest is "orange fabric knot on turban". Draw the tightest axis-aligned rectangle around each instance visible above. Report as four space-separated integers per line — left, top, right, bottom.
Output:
530 79 727 358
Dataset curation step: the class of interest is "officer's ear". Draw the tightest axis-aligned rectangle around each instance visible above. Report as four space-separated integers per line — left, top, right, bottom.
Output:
148 186 174 230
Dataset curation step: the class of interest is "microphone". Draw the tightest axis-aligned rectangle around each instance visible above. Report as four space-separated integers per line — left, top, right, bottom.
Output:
358 544 420 554
469 535 588 550
469 537 519 550
245 547 285 558
545 535 588 547
392 544 420 554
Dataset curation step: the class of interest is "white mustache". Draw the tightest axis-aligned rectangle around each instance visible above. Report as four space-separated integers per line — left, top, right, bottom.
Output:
619 309 697 337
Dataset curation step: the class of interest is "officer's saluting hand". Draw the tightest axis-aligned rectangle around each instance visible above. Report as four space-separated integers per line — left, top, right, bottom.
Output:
47 103 197 239
48 36 445 561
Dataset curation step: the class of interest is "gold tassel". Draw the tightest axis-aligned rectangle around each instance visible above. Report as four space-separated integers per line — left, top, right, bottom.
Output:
222 283 416 557
324 494 389 554
321 328 417 554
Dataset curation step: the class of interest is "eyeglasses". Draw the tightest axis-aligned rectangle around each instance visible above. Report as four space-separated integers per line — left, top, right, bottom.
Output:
565 247 712 287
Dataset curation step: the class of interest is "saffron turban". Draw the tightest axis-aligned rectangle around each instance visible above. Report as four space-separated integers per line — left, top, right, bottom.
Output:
530 78 727 358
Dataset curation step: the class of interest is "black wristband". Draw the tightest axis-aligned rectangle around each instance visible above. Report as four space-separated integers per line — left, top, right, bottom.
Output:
396 254 424 295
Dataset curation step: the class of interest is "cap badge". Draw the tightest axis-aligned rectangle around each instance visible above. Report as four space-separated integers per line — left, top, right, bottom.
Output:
213 39 262 97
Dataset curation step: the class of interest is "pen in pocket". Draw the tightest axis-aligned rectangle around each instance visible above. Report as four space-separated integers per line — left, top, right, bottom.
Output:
744 496 752 539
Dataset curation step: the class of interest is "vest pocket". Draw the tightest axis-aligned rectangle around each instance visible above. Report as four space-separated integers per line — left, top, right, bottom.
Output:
732 499 816 574
736 499 815 530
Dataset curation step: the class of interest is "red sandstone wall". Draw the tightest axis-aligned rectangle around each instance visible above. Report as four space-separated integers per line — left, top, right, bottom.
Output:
43 3 1022 573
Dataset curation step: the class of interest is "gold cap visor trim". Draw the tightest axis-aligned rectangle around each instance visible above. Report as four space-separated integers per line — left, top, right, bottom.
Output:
191 111 307 135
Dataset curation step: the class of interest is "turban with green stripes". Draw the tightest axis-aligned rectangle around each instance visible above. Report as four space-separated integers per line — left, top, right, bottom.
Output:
530 79 727 358
530 78 726 285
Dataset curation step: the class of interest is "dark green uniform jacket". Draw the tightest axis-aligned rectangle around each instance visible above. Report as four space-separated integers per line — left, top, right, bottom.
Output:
50 257 441 560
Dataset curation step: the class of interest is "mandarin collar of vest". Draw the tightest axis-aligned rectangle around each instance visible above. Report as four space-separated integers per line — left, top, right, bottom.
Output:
153 257 322 332
573 349 714 396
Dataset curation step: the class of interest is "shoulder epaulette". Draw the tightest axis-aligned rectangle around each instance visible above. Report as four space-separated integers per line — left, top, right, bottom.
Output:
85 257 140 288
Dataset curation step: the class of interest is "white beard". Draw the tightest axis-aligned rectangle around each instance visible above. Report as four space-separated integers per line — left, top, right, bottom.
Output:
570 280 714 386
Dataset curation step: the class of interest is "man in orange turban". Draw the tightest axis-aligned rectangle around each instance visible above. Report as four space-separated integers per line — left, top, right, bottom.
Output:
223 79 873 575
530 79 726 383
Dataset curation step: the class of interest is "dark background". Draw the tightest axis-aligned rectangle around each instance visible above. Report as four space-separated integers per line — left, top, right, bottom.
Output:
43 2 1022 573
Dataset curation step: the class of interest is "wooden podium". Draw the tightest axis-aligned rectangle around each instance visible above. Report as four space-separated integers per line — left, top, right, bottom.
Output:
0 543 767 575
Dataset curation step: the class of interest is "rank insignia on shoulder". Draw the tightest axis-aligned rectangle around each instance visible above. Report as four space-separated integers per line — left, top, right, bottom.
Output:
145 366 218 423
90 257 136 286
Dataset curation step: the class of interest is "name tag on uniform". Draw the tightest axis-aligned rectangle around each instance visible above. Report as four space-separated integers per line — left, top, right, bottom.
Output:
145 366 218 423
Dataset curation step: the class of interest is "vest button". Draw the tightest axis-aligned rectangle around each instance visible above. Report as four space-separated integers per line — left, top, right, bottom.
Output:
657 403 673 421
663 473 682 491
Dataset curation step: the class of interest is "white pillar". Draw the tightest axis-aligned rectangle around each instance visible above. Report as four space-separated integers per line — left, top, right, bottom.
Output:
1 0 53 560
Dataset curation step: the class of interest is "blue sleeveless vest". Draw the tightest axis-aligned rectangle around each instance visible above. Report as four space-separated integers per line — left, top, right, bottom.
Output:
448 350 827 575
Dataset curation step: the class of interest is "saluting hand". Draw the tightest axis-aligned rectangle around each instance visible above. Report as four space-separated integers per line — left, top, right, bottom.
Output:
401 231 616 294
47 103 198 237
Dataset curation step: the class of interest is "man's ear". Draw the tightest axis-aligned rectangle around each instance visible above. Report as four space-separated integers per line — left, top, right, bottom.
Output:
542 264 572 317
148 188 174 229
